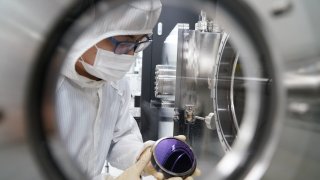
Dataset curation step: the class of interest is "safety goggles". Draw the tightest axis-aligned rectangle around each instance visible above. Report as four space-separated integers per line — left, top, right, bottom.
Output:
108 35 152 55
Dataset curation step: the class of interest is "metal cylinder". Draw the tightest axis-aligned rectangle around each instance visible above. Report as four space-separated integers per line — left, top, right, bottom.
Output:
155 65 176 99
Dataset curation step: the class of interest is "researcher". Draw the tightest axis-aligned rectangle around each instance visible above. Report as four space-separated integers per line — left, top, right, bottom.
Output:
56 0 184 180
55 0 199 180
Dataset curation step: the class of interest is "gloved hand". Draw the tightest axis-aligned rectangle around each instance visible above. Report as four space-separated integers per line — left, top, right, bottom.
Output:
102 145 180 180
137 135 201 180
113 146 153 180
167 135 201 180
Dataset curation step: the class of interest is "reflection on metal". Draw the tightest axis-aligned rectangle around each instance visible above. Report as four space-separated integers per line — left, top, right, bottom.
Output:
195 112 215 130
1 0 320 180
195 10 222 33
155 65 176 100
211 31 239 152
157 11 245 153
230 54 240 132
157 6 281 179
174 23 228 131
155 7 246 154
184 105 195 123
155 23 188 110
285 73 320 99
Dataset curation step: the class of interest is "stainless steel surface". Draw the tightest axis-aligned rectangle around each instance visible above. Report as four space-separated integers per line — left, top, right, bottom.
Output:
158 0 319 179
1 0 320 180
175 27 226 122
241 0 320 179
213 40 242 152
230 53 240 132
155 65 176 100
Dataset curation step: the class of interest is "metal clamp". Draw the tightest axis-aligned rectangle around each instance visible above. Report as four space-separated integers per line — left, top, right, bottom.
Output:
184 105 195 123
195 113 215 129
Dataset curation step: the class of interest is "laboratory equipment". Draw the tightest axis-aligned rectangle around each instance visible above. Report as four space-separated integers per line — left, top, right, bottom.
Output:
1 0 320 180
151 137 197 179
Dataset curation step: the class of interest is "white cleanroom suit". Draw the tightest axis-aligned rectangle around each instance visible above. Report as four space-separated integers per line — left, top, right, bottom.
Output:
55 0 162 179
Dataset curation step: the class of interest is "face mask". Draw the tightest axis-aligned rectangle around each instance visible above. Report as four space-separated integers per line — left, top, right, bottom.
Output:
80 45 136 81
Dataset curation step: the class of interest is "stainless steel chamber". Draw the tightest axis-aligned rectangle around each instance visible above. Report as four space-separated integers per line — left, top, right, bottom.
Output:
0 0 320 180
156 9 274 178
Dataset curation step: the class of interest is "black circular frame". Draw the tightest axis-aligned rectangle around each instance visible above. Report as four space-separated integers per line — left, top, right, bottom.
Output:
26 0 280 180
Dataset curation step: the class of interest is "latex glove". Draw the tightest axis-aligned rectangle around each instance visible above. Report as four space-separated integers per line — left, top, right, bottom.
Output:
134 141 164 179
113 146 153 180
